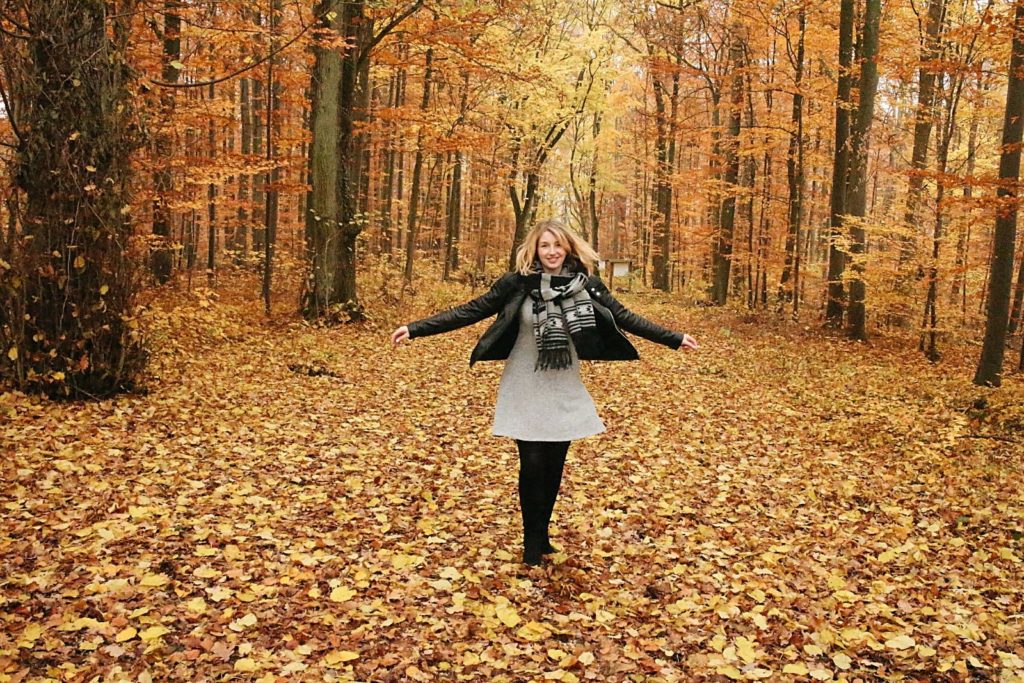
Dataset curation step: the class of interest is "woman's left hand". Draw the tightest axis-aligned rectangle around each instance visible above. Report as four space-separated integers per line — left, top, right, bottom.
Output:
680 333 699 351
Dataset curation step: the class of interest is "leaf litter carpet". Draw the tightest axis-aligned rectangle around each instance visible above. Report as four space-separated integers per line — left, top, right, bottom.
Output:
2 288 1022 682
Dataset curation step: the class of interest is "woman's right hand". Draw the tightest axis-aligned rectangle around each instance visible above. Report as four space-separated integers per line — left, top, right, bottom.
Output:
391 325 410 345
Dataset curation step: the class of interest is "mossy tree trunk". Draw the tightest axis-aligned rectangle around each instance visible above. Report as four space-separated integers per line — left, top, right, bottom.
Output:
0 0 146 398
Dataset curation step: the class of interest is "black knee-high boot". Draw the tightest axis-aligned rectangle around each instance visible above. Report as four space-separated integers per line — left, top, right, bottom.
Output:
517 441 549 565
540 442 569 554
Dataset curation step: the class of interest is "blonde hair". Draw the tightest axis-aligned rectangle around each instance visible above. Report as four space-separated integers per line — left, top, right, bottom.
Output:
514 219 600 275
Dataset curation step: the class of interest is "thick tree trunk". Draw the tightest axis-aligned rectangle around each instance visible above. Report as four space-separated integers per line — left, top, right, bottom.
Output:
975 0 1024 386
826 0 855 326
1 0 145 397
845 0 881 341
302 0 343 316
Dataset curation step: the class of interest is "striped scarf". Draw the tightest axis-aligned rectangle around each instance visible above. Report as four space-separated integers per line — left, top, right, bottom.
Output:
527 272 597 371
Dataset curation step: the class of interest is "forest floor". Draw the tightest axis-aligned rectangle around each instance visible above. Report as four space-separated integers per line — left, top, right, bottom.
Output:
2 271 1023 683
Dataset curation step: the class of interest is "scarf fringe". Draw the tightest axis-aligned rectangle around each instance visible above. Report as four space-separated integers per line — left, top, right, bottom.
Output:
535 348 573 372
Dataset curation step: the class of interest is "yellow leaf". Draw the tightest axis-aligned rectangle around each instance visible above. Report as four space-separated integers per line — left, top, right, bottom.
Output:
323 650 359 666
115 626 137 642
751 614 768 629
138 626 170 641
74 255 85 269
7 347 17 361
185 597 207 613
194 546 217 557
548 649 568 661
234 657 258 672
716 665 743 679
496 604 521 628
877 549 897 563
330 586 356 602
832 653 852 670
516 621 551 642
207 586 232 602
736 637 757 663
228 613 258 632
140 573 169 588
917 645 937 658
439 567 461 581
809 667 834 681
462 652 481 666
194 566 220 579
391 553 423 570
804 644 824 656
885 635 916 650
783 663 809 675
578 651 595 666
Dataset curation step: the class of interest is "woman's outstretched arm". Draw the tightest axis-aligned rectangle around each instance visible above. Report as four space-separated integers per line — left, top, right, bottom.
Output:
589 278 698 351
392 272 518 344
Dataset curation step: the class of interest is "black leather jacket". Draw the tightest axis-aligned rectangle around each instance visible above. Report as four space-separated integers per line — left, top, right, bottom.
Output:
407 271 683 365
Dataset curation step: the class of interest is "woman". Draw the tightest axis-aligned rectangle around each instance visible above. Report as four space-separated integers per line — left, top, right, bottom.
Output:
391 219 698 565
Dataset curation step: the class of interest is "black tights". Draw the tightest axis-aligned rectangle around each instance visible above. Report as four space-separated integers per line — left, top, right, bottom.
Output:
517 440 570 552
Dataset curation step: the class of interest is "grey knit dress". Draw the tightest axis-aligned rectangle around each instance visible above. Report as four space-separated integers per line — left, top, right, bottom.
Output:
491 299 606 441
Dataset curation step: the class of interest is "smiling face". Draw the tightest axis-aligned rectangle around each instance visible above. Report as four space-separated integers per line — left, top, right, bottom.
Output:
537 230 568 274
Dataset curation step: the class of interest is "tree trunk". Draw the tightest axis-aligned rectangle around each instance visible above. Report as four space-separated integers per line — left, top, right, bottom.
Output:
710 30 744 305
443 150 463 280
262 1 281 315
380 70 399 255
404 47 433 283
844 0 881 341
651 68 672 291
237 77 252 256
826 0 855 326
952 89 980 313
207 80 217 286
974 0 1024 386
1 0 145 397
302 0 343 316
151 0 180 283
898 0 946 275
779 6 805 312
589 111 601 253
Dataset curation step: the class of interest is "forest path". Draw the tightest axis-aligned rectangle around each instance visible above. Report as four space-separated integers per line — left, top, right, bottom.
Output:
3 286 1022 682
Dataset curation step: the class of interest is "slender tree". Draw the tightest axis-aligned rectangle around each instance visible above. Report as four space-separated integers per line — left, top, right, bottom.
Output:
826 0 855 327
